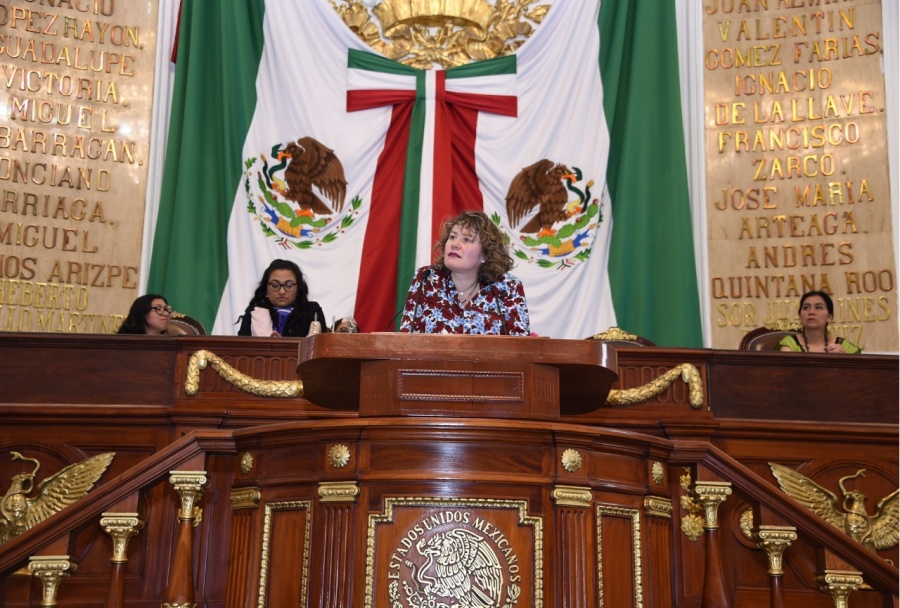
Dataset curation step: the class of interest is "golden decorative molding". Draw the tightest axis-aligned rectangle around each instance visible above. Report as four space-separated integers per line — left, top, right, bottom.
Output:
552 485 592 508
754 525 797 576
239 452 255 474
644 496 673 519
770 462 899 551
815 569 863 608
100 513 144 563
168 471 208 524
230 487 262 510
1 451 114 544
258 500 312 608
162 603 197 608
679 468 704 541
331 0 550 69
318 481 360 503
694 481 732 530
596 504 644 608
606 363 704 409
650 461 665 485
184 349 303 398
560 448 583 473
764 319 802 331
328 444 351 469
29 555 76 607
590 326 639 342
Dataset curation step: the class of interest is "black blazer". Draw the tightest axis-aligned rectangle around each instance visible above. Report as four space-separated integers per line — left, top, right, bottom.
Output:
237 300 327 337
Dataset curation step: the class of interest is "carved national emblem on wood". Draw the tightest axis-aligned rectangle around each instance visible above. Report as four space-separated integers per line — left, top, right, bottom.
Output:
1 451 115 544
770 463 900 551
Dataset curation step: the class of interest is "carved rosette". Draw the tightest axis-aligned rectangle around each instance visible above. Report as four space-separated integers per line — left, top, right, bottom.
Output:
100 513 144 563
815 570 864 608
29 555 77 607
754 525 797 575
239 452 254 474
328 444 351 469
650 461 665 485
560 448 582 472
168 471 209 522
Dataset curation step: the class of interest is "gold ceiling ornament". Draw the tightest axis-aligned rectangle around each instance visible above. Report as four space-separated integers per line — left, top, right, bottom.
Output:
184 349 303 398
607 363 704 409
330 0 550 69
770 463 900 551
1 451 115 544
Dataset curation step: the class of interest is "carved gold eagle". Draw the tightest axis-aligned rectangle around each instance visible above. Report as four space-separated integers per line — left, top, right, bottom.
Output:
1 451 115 544
770 462 899 551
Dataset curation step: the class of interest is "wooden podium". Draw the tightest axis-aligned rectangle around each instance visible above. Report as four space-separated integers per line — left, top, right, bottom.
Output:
297 332 618 419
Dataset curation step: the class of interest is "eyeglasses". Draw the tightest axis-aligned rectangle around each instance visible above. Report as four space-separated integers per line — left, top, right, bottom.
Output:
150 305 173 315
268 281 297 292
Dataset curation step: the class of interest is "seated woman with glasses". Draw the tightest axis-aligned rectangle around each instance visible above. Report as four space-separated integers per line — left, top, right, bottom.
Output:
117 294 173 335
237 259 327 337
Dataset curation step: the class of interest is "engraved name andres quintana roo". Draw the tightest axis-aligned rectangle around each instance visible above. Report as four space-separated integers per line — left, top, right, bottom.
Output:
387 511 523 608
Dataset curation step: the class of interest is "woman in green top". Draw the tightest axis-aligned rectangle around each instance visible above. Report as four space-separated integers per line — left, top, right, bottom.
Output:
778 291 861 354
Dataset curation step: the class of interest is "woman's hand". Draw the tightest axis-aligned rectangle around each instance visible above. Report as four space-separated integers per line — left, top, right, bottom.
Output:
825 342 844 354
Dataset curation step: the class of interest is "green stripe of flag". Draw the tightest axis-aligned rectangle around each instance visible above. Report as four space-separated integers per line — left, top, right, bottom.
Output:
599 0 702 347
148 1 266 332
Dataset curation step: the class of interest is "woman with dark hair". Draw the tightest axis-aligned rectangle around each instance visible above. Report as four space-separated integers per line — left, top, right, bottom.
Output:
779 290 860 353
237 259 326 337
117 294 172 335
399 210 530 335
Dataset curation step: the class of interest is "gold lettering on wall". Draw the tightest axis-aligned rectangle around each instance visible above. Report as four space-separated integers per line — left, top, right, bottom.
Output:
703 0 897 351
0 0 157 333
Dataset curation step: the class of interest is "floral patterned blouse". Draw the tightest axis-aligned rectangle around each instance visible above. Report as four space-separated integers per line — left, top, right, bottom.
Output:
399 266 530 335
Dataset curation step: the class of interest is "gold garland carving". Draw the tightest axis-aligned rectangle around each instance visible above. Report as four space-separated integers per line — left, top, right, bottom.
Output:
606 363 704 409
330 0 550 69
184 350 303 398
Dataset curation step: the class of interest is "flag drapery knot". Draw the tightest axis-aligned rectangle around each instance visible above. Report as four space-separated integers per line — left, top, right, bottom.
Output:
347 49 518 331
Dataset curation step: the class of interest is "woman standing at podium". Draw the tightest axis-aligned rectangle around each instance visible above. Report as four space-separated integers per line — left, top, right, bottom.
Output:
400 211 530 335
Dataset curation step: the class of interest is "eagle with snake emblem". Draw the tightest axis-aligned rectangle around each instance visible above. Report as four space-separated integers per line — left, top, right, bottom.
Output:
408 528 504 607
770 462 899 551
1 451 115 544
505 159 577 236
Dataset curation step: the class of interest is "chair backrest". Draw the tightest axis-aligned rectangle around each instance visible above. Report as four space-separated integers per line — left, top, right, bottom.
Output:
166 312 207 336
739 322 801 351
586 327 655 347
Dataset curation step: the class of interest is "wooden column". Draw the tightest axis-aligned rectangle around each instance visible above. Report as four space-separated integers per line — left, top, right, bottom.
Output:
643 496 675 608
163 471 208 608
100 513 144 608
695 481 732 608
754 525 796 608
224 487 261 608
28 556 76 607
314 481 359 608
552 485 594 608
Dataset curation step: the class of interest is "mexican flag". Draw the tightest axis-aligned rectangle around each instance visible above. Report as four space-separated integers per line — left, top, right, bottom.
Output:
149 0 701 346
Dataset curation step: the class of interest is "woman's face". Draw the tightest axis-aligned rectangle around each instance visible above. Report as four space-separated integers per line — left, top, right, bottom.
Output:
443 224 484 275
144 298 171 334
800 295 831 329
267 269 299 307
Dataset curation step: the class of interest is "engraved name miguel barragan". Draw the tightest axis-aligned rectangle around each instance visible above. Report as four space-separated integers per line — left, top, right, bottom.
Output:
387 510 522 608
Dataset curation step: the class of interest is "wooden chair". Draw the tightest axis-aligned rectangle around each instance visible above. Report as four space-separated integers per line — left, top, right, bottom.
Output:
586 327 655 347
166 312 207 336
739 322 801 351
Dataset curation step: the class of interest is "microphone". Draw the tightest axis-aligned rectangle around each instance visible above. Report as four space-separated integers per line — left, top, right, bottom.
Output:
385 308 403 332
490 285 509 335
